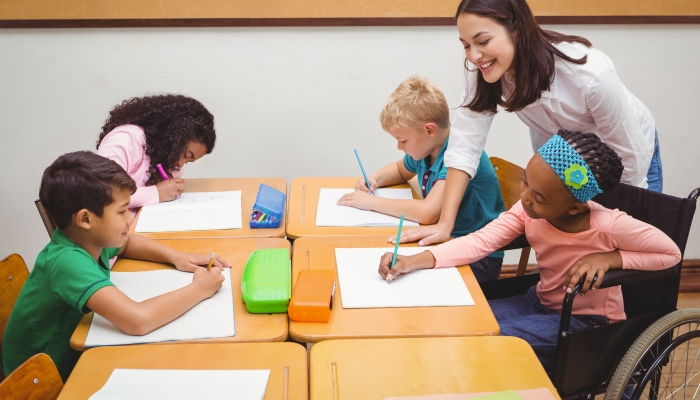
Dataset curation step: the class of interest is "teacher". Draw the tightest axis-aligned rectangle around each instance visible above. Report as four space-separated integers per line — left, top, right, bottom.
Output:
397 0 662 246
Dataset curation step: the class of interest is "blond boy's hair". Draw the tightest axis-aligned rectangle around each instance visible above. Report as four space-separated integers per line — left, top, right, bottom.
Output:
380 76 450 132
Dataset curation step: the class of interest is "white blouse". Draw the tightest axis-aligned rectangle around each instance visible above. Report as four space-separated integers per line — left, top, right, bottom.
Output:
445 41 655 188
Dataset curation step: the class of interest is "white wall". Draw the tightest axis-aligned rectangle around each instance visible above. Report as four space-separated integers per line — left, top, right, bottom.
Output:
1 25 698 269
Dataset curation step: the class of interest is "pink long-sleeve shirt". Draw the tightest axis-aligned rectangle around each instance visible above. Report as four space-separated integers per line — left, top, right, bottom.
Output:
428 200 681 322
97 125 184 215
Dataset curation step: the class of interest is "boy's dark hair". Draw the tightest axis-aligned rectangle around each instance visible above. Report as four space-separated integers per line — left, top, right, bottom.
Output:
96 94 216 186
40 151 137 229
558 129 624 192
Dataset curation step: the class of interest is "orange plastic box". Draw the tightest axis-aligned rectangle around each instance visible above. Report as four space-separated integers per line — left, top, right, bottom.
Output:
288 269 336 322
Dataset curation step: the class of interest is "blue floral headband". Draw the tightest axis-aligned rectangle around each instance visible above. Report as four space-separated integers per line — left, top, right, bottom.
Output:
537 135 602 203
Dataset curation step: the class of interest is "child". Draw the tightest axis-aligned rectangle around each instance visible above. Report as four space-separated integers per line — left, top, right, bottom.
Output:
337 76 505 282
96 94 216 215
2 151 230 381
377 130 681 372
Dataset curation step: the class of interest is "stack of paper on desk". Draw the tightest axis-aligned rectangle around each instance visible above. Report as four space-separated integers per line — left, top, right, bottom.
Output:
89 369 270 400
85 269 235 347
135 191 242 233
335 247 474 308
315 188 420 227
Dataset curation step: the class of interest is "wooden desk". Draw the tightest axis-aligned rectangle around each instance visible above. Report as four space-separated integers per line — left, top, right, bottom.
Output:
70 238 289 351
130 177 286 239
286 177 427 239
310 336 560 399
289 236 499 343
59 342 307 400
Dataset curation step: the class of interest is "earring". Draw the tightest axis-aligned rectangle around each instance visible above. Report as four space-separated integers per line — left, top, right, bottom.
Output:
570 210 575 215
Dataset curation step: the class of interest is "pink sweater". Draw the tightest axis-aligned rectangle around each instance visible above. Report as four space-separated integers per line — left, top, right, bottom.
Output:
97 125 184 215
429 200 681 322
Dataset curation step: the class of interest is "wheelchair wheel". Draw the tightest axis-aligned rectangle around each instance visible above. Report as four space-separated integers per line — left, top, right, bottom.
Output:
605 308 700 400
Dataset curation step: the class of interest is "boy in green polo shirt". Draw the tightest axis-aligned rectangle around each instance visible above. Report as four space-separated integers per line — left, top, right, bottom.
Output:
3 151 230 381
337 76 505 281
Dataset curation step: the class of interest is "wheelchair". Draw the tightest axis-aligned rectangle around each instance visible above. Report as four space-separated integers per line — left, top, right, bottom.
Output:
481 183 700 399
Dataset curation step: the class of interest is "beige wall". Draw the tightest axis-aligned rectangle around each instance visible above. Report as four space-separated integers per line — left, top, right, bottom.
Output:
1 25 698 268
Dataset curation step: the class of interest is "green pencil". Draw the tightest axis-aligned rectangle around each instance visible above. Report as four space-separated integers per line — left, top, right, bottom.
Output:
390 215 404 269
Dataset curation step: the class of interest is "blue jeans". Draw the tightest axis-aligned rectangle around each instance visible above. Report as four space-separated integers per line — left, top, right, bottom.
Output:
470 256 503 282
488 287 608 372
646 130 663 193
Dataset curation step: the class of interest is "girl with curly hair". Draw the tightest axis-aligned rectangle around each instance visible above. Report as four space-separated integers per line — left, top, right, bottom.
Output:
96 94 216 215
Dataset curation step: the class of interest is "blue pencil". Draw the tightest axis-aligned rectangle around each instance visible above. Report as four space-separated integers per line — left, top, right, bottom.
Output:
354 149 373 194
390 214 405 270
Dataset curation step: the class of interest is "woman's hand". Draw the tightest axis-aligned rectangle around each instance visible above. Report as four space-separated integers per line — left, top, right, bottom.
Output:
156 178 185 202
563 251 622 294
171 252 231 273
378 250 437 283
389 222 452 246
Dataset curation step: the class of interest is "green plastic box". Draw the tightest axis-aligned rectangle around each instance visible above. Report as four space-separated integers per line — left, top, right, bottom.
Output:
241 248 291 313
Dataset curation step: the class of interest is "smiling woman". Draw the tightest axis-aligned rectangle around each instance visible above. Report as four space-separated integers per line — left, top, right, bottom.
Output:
399 0 664 247
96 94 216 215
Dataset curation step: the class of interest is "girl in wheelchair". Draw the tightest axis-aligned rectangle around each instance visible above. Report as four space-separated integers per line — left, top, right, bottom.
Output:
378 129 681 372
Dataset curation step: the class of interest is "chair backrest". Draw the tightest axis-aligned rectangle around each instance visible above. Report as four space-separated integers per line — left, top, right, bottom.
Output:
0 254 30 381
0 353 63 399
489 157 524 211
592 184 699 316
35 200 56 238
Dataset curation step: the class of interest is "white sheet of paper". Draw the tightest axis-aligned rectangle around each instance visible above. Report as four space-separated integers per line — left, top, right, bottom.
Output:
85 269 234 347
88 369 270 400
315 188 420 227
335 247 474 308
135 191 242 232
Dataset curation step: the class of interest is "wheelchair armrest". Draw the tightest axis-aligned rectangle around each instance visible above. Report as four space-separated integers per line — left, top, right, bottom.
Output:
597 266 677 289
557 265 678 334
497 234 530 251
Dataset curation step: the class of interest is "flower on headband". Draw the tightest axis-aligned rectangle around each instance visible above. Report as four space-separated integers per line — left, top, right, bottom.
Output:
564 164 589 189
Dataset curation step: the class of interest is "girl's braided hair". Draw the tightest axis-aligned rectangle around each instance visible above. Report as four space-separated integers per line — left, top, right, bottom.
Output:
558 129 623 192
97 94 216 185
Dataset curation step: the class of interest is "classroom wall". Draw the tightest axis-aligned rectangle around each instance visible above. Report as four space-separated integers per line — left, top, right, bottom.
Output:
1 25 699 269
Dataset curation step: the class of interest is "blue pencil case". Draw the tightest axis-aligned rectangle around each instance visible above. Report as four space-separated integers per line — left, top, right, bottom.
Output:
250 184 286 228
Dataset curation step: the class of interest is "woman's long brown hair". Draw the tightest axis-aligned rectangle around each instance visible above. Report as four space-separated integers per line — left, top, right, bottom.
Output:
456 0 591 113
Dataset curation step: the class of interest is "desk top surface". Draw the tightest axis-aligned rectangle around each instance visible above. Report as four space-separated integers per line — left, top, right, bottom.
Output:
130 177 286 239
59 342 307 400
289 235 499 343
70 237 290 351
285 177 430 239
310 336 560 399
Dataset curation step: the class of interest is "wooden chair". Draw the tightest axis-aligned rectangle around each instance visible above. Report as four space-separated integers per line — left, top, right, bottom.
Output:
0 254 30 381
0 354 63 399
490 157 532 277
35 200 56 238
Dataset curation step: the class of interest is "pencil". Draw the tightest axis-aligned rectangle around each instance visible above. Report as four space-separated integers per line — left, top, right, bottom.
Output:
353 149 373 194
206 252 215 271
156 163 169 180
390 215 404 270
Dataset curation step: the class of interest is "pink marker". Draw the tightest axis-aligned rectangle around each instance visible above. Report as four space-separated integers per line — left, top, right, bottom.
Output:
156 164 169 180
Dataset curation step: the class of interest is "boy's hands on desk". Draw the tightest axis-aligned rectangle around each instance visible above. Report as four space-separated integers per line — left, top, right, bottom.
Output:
156 178 185 202
172 252 231 273
378 250 436 283
337 190 375 211
355 176 378 193
192 267 226 300
563 250 622 294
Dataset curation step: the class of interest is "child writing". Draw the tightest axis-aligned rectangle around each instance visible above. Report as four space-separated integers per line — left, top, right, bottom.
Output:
378 130 681 371
96 94 216 215
3 151 230 381
338 76 505 282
